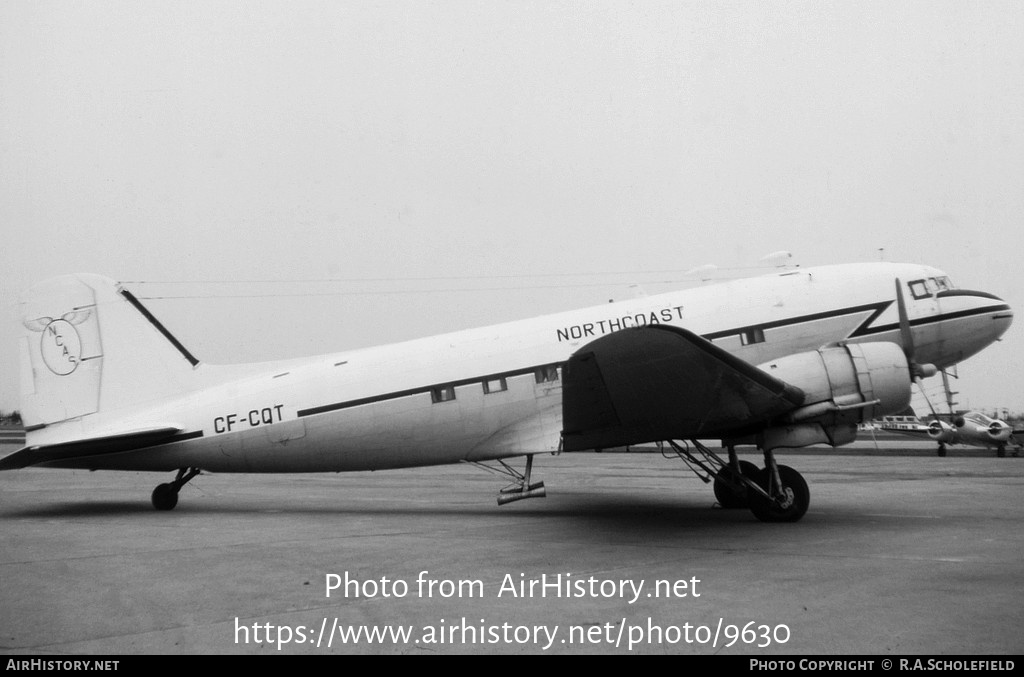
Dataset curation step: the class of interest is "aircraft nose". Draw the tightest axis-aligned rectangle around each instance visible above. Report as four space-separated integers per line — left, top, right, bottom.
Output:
984 293 1013 340
935 289 1012 361
939 288 1012 326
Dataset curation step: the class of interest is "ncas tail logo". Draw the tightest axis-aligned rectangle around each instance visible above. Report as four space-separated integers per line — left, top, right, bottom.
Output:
23 310 92 376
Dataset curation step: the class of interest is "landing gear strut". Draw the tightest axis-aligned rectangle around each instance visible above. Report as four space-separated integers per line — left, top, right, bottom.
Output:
665 440 809 522
151 467 201 511
747 449 809 523
712 446 759 509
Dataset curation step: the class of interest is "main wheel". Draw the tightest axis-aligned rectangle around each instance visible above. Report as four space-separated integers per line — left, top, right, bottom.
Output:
997 444 1006 458
749 465 809 523
151 483 179 511
713 460 760 509
937 444 947 457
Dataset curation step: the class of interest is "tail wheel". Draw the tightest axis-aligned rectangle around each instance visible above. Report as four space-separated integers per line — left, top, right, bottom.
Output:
749 465 809 523
713 460 760 509
151 483 178 511
150 467 200 511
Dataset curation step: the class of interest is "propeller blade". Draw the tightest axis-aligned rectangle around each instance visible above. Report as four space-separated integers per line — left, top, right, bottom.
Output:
895 278 914 364
916 379 940 420
895 278 937 380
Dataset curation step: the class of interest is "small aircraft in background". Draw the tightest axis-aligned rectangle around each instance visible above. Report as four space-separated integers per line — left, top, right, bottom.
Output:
923 411 1022 457
877 367 1023 457
0 262 1013 521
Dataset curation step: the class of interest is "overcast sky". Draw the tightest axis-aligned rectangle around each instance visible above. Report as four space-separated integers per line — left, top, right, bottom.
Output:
1 1 1022 417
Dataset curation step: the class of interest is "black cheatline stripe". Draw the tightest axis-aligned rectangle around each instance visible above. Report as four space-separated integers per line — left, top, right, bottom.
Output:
120 288 201 367
298 386 432 417
297 365 551 418
853 304 1012 337
297 304 891 419
294 301 1011 420
704 301 891 341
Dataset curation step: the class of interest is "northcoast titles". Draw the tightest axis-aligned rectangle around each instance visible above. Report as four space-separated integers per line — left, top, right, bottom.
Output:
556 305 685 343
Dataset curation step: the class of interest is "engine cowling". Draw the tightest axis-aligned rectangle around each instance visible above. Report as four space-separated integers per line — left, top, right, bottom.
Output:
757 342 912 424
987 421 1012 442
752 342 912 450
928 420 957 442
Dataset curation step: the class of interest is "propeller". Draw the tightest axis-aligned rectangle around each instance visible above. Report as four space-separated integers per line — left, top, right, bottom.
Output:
927 418 956 442
894 279 939 418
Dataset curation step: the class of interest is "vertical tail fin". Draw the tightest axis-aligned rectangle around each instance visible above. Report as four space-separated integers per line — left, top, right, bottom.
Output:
19 274 200 429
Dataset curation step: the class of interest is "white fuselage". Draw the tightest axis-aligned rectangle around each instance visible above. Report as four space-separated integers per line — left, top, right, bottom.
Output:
948 412 1013 448
31 262 1012 472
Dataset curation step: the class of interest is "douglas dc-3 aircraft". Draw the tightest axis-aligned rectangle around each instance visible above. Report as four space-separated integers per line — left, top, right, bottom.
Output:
0 263 1013 522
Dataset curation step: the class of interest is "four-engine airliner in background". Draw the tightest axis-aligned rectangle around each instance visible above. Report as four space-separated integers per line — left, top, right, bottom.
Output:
0 262 1013 521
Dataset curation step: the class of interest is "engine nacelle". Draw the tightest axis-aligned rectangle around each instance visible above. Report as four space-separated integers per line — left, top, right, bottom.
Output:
928 420 957 442
987 421 1012 443
756 342 912 428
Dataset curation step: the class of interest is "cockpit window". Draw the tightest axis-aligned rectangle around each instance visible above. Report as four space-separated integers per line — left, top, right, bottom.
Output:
908 280 930 300
909 276 955 299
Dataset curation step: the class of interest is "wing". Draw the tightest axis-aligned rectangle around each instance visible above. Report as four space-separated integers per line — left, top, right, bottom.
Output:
561 325 805 451
882 427 932 439
0 427 184 470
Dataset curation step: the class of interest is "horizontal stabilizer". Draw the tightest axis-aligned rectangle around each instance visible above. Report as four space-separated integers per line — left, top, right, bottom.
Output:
0 427 183 470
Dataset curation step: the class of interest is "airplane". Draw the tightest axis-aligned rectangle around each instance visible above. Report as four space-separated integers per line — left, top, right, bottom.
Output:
918 411 1023 457
0 262 1013 522
874 369 1023 456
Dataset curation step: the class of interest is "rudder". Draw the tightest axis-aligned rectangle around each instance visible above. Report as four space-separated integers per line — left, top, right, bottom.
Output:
19 274 200 430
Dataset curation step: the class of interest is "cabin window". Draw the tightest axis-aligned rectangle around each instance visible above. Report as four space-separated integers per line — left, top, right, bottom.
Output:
908 280 930 300
740 328 765 346
483 378 508 394
535 365 559 383
430 385 456 403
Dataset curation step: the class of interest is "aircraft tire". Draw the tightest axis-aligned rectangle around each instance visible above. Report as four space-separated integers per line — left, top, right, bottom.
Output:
997 445 1006 458
152 483 179 511
937 444 947 457
749 465 809 523
713 460 760 509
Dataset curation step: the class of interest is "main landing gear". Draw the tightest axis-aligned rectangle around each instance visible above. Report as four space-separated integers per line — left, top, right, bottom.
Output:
666 440 810 522
151 467 201 511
